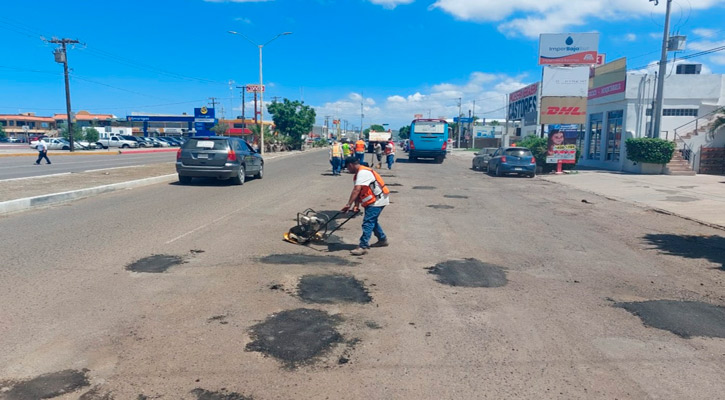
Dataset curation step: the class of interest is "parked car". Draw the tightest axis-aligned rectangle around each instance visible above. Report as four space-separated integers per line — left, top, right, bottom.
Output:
147 137 170 147
471 147 499 171
176 136 263 185
486 147 537 178
138 137 159 147
159 137 180 146
29 137 73 150
96 135 139 149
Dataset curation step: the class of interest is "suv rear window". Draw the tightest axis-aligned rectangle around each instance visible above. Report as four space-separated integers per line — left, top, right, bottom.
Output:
186 138 228 150
504 149 532 157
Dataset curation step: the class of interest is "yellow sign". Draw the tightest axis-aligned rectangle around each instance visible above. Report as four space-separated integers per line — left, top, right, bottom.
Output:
200 106 208 115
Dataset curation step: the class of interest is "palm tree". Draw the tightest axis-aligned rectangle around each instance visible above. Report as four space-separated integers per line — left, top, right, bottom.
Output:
709 107 725 134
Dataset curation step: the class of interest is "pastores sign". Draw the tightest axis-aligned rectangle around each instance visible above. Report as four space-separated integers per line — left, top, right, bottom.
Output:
508 83 539 122
539 33 599 66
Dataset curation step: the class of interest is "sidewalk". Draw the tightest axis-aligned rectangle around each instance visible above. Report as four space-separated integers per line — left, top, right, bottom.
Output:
541 171 725 229
0 149 318 215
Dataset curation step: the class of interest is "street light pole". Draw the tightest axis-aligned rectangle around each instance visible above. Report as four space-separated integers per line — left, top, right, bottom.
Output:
228 31 292 154
652 0 673 139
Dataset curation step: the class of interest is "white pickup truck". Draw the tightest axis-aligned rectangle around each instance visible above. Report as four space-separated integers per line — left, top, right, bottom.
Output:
95 135 139 149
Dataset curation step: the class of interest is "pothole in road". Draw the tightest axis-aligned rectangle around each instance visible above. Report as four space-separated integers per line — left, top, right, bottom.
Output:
258 253 357 266
616 300 725 338
444 195 468 199
389 190 399 194
665 196 698 203
413 186 436 190
427 258 507 287
387 183 403 187
427 205 454 209
246 308 343 366
126 254 184 273
191 388 253 400
298 274 372 304
1 369 90 400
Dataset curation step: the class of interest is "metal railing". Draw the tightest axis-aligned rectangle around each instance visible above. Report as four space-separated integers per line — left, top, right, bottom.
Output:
673 131 693 165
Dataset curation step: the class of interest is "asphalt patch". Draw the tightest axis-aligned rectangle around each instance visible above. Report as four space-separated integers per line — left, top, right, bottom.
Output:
298 274 372 304
191 388 253 400
413 186 436 190
426 258 507 287
444 195 468 199
665 195 698 203
617 300 725 338
125 254 184 273
1 369 90 399
427 205 454 209
389 190 399 194
387 183 403 186
246 308 343 366
258 253 356 266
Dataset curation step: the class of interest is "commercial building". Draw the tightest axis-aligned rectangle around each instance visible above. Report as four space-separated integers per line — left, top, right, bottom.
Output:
0 113 56 139
53 111 117 128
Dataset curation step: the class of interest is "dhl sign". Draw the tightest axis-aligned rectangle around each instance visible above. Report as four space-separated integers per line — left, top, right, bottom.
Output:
540 97 587 124
545 107 586 116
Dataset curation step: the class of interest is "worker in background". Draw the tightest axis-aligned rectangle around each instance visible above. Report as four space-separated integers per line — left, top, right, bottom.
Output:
354 138 366 164
373 142 383 169
342 141 352 159
329 140 344 176
341 156 390 256
384 139 396 169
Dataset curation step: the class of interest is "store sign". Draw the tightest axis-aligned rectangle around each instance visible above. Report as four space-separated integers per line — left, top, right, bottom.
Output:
540 97 587 124
508 82 539 122
542 66 590 97
539 33 599 65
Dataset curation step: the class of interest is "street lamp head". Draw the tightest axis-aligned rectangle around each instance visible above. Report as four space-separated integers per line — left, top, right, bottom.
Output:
228 30 238 35
282 32 293 35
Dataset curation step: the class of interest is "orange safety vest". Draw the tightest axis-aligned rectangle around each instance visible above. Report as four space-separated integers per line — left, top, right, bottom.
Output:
331 143 343 157
384 142 395 155
354 166 390 207
355 140 366 153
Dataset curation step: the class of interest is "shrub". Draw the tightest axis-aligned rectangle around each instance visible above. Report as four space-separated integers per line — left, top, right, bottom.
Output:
625 138 675 164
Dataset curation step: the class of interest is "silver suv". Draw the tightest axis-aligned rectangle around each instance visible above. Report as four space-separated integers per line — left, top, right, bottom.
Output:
176 136 263 185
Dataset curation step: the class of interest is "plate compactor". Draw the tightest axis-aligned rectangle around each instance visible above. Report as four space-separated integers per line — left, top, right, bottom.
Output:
283 208 359 245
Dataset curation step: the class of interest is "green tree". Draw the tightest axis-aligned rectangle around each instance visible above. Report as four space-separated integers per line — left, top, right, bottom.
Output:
211 123 229 136
363 124 386 138
59 124 82 140
398 125 411 139
84 127 100 143
267 99 316 149
0 124 6 139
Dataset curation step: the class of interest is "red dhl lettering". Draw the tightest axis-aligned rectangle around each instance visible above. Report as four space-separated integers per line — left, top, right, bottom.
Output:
546 107 586 116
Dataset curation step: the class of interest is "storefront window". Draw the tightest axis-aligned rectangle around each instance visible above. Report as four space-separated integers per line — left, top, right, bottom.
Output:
606 110 623 161
588 114 603 160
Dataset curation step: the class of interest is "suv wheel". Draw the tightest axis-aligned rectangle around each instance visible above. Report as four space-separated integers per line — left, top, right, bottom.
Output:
496 165 503 177
121 144 129 148
178 175 192 184
254 164 264 179
232 165 245 185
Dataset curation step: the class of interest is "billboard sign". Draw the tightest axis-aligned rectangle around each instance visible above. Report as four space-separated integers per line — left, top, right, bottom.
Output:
589 57 627 102
540 97 587 124
542 66 590 97
539 33 599 65
508 82 539 122
545 124 579 163
246 84 265 93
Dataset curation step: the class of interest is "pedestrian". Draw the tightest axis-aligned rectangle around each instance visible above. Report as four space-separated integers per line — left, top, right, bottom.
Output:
354 138 366 164
342 141 352 158
384 139 396 169
35 139 51 165
341 156 390 256
329 140 343 175
374 142 383 169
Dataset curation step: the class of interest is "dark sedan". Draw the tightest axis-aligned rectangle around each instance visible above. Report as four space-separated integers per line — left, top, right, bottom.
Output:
176 136 263 185
471 147 498 171
486 147 537 178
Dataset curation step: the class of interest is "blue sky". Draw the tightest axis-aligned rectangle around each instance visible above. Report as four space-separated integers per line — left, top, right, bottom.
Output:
1 0 724 129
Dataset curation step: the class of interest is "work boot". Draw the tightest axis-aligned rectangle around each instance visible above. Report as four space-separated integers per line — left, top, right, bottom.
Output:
350 247 368 256
370 239 389 248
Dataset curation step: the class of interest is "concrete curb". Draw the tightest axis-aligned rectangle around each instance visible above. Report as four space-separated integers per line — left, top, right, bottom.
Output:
540 176 725 232
0 174 176 215
0 148 178 157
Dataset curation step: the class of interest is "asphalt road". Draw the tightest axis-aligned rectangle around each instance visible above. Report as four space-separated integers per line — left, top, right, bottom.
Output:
0 152 175 180
1 150 724 399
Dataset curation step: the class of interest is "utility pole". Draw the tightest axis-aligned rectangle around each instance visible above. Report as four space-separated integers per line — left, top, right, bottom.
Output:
456 98 462 149
360 92 364 140
208 97 218 109
471 100 476 149
652 0 673 139
48 37 79 151
236 86 246 127
324 115 330 139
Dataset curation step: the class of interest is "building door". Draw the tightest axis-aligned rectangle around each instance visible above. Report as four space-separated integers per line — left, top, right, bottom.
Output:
606 110 623 161
588 114 603 160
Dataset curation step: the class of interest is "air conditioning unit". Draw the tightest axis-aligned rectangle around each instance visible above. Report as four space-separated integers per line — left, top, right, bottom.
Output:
676 64 701 75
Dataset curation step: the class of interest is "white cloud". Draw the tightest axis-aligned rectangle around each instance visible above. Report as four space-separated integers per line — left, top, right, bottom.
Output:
367 0 414 9
234 17 253 24
625 33 637 42
312 71 529 128
426 0 723 39
688 38 725 66
693 28 718 38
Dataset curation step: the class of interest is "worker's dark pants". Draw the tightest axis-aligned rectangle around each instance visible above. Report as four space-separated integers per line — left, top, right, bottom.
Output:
359 205 386 249
331 157 342 175
36 151 50 164
386 154 395 169
355 152 365 164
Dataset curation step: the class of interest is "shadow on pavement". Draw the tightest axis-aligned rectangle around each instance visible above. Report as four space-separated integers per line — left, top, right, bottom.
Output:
643 233 725 271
